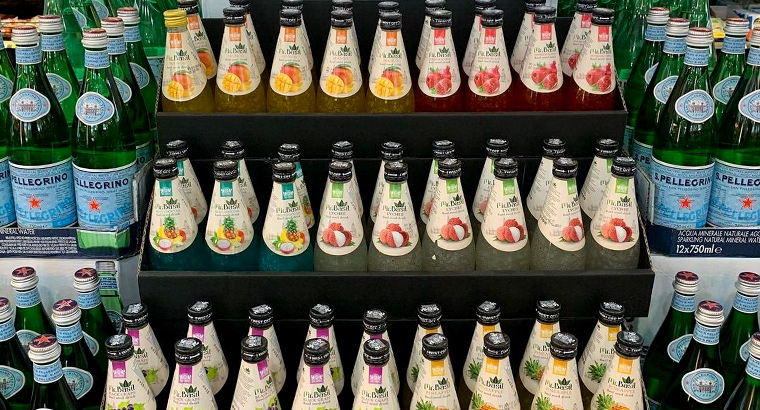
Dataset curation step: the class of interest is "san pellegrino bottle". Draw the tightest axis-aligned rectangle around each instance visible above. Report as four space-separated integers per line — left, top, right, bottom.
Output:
11 267 55 351
511 0 547 78
178 0 216 86
517 6 564 111
515 300 561 410
642 271 700 410
94 260 123 332
578 302 625 409
415 9 464 112
231 336 280 410
0 382 8 409
471 139 510 235
43 1 86 80
294 338 340 410
278 143 315 234
123 303 170 396
462 0 496 80
73 267 115 373
317 10 365 113
117 7 159 117
613 0 650 88
229 0 267 81
420 140 455 228
710 18 749 123
723 332 760 410
331 141 364 221
525 139 566 236
105 334 157 410
136 0 166 81
468 332 519 410
70 0 102 30
411 333 460 410
588 332 644 410
248 304 286 393
166 337 218 410
719 272 760 393
91 0 110 20
39 15 78 131
165 139 207 224
458 301 501 407
560 0 595 80
0 24 15 228
579 138 619 228
404 304 443 402
0 297 33 409
8 25 77 229
650 27 717 229
530 333 582 410
366 11 415 113
684 0 716 73
352 338 401 410
415 0 446 78
297 304 344 394
215 7 265 113
351 309 400 395
28 335 82 410
221 140 261 230
660 301 726 410
268 8 316 113
186 301 228 395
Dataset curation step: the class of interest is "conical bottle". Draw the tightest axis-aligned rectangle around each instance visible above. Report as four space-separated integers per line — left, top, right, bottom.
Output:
366 11 415 113
651 27 716 230
529 158 586 270
94 260 122 332
525 138 566 236
248 304 286 393
231 336 280 410
296 304 344 394
471 139 509 234
530 333 582 410
414 0 447 81
719 272 760 393
517 6 564 111
415 10 464 112
723 332 760 410
352 338 401 410
468 332 519 410
229 0 267 82
73 267 115 373
511 0 547 79
586 157 641 269
368 2 401 77
105 334 157 410
221 140 262 232
123 303 170 396
0 297 33 409
281 0 314 78
317 10 365 113
330 141 364 221
11 267 55 352
578 302 625 409
186 301 228 395
462 0 497 80
136 0 166 81
458 301 501 408
178 0 216 87
165 139 207 225
268 8 315 113
710 18 748 123
0 27 15 228
411 333 460 410
579 138 619 228
39 15 78 132
614 0 650 88
351 309 401 395
420 140 456 229
166 337 218 410
117 7 159 118
278 143 315 236
8 25 77 229
588 332 644 410
28 335 82 410
560 0 595 81
403 303 443 406
332 0 360 68
294 338 340 410
515 300 561 409
70 0 102 30
368 141 403 236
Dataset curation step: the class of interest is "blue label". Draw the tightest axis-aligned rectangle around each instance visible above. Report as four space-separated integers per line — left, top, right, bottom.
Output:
107 37 127 55
295 162 304 178
623 125 635 152
62 367 93 399
675 90 715 123
130 62 150 90
114 77 132 104
651 159 713 228
9 159 77 228
10 88 51 123
73 8 86 29
124 26 141 43
83 332 99 356
0 320 15 342
92 0 109 19
15 45 42 65
713 76 740 105
84 50 109 69
77 289 102 309
73 162 136 230
33 361 64 384
631 140 653 175
739 89 760 122
734 292 759 313
55 322 83 345
654 75 678 104
147 56 164 82
707 160 760 227
749 48 760 66
646 25 666 42
668 334 692 362
0 159 16 227
99 275 118 291
693 322 720 345
645 63 659 85
685 47 711 67
159 180 173 196
136 142 154 169
46 73 73 102
681 368 724 404
75 92 115 126
748 355 760 378
15 289 41 308
40 34 65 52
0 75 12 103
664 36 687 55
0 365 25 399
672 292 697 312
722 36 747 55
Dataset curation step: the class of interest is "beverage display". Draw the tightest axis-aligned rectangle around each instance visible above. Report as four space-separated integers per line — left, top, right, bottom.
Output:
278 143 315 234
294 338 340 410
560 0 596 81
331 0 360 67
186 301 229 395
468 332 520 410
420 140 456 228
230 0 267 82
230 336 280 410
515 300 561 410
613 0 648 87
352 338 401 410
720 272 760 393
416 10 464 112
411 333 460 410
166 338 218 410
28 335 81 410
39 15 78 131
526 138 566 235
136 0 166 81
350 309 400 394
0 23 13 227
118 7 159 118
0 297 33 410
248 304 286 393
70 0 101 30
711 18 749 123
268 9 315 113
317 10 365 113
578 302 625 408
296 304 344 394
414 0 447 81
465 9 516 112
11 267 55 351
165 139 207 224
366 11 415 113
723 332 760 410
517 6 564 111
94 260 123 332
104 334 157 410
368 141 403 237
123 303 170 396
529 333 582 410
588 332 644 410
458 301 501 407
404 304 443 403
462 0 496 80
178 0 216 85
579 139 619 228
511 0 547 78
41 3 86 81
73 268 115 373
221 140 261 231
471 139 510 234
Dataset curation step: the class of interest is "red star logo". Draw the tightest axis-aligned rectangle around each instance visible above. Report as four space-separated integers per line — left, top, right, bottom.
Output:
35 334 53 344
702 300 721 311
77 268 96 277
88 198 101 212
28 195 42 210
54 299 74 309
741 195 756 210
16 267 33 275
679 271 698 281
679 195 694 210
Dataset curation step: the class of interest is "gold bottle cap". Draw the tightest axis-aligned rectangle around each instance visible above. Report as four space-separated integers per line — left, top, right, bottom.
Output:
164 9 188 28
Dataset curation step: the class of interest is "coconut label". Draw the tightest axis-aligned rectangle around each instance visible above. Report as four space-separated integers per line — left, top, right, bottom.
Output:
187 15 217 80
411 359 460 410
295 364 340 410
420 160 439 224
317 181 363 256
369 30 412 100
217 25 261 96
351 331 400 394
320 28 362 98
270 26 312 97
520 24 562 93
538 179 585 251
205 180 254 255
590 177 639 251
560 12 592 76
463 15 483 78
243 14 266 75
579 322 621 393
262 182 310 256
469 27 512 97
526 157 554 220
162 31 207 102
177 158 208 224
188 323 229 394
482 178 529 252
579 156 613 219
419 28 461 98
407 326 442 389
531 358 582 410
473 159 496 223
463 323 500 392
589 355 643 410
511 13 534 74
519 321 560 394
149 179 198 254
369 161 387 223
427 178 473 251
373 182 419 256
230 359 279 410
237 160 260 224
105 358 157 410
473 355 520 410
297 327 344 394
250 326 286 392
127 326 170 396
572 25 615 95
167 364 218 410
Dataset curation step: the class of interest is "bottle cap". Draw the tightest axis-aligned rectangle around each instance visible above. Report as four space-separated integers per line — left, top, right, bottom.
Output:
380 11 402 30
304 337 331 365
153 158 179 179
187 301 213 325
476 301 501 325
673 271 699 295
686 27 713 47
575 0 596 13
309 303 335 328
39 15 64 33
272 161 297 183
175 337 203 365
378 1 400 13
483 331 511 359
550 332 578 359
381 141 404 161
221 140 246 160
28 335 61 364
213 160 239 181
594 138 619 158
615 331 643 358
494 157 518 179
331 9 353 27
725 18 750 37
542 138 566 158
280 8 303 27
384 160 408 182
223 7 246 25
363 309 388 334
82 28 109 48
485 139 509 158
117 7 140 25
425 0 447 17
11 267 39 291
52 299 81 327
598 301 625 326
475 0 497 14
123 303 149 328
695 300 724 327
421 333 449 360
95 261 116 273
363 338 391 366
106 334 134 361
0 298 11 323
12 25 39 46
332 0 353 11
591 8 614 25
647 7 669 25
552 157 578 179
230 0 252 11
282 0 304 9
481 9 504 27
249 304 274 329
164 9 188 28
736 272 760 296
752 28 760 47
536 300 561 323
611 156 636 177
178 0 200 14
418 303 442 329
432 140 456 159
241 335 269 363
329 160 353 183
73 267 101 293
278 143 301 162
165 140 189 159
533 6 556 24
430 9 452 28
750 332 760 359
331 141 354 161
525 0 547 13
437 158 462 179
665 18 690 37
101 17 126 36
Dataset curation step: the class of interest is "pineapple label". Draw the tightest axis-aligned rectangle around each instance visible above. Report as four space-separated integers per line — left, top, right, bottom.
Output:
230 358 279 410
482 179 529 251
106 357 156 410
420 160 440 224
149 179 198 254
262 181 309 256
538 179 585 251
590 177 639 251
187 14 217 80
270 25 312 97
373 182 419 256
415 16 432 68
249 326 286 392
320 27 362 98
168 363 218 410
369 29 412 100
526 157 554 220
469 26 512 97
579 323 621 393
351 333 400 394
560 12 592 76
295 163 315 228
187 322 229 393
217 25 261 96
408 327 442 390
519 322 560 394
298 327 344 393
242 12 267 76
369 160 388 222
472 356 520 410
126 326 170 395
579 157 613 219
590 356 642 410
472 159 495 223
511 12 534 74
426 178 473 250
354 354 399 410
412 358 460 410
205 179 254 255
296 361 339 410
317 181 363 255
520 23 561 93
463 15 482 78
237 160 261 224
531 358 582 410
572 24 615 95
419 28 461 98
162 31 208 102
463 324 500 391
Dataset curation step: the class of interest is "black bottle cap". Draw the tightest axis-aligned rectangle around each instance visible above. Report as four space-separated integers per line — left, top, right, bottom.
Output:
221 140 245 160
249 304 274 329
380 11 402 30
223 7 245 24
430 9 452 28
106 334 133 361
592 7 615 25
422 333 449 360
241 335 269 363
494 158 518 179
576 0 596 13
615 331 643 358
418 303 442 329
187 301 213 325
595 138 619 158
363 309 388 334
331 10 353 27
153 158 178 179
332 141 354 161
309 304 334 328
432 140 455 159
229 0 251 10
483 331 511 359
550 332 578 360
486 139 509 158
611 157 636 177
175 337 203 365
542 138 566 158
481 9 504 27
425 0 447 16
278 143 301 162
122 303 149 328
304 337 330 365
213 160 239 181
165 139 189 159
282 0 303 9
384 161 408 183
280 8 302 27
598 301 625 325
525 0 547 12
177 0 199 15
475 0 497 14
272 161 297 183
332 0 353 10
329 161 353 183
437 158 462 179
381 141 403 161
536 300 561 323
533 6 556 23
552 157 578 179
378 1 399 13
363 338 391 366
476 301 501 325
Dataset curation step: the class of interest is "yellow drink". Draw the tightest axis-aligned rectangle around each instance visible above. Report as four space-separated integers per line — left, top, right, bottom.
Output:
366 12 414 113
267 8 315 112
316 10 365 113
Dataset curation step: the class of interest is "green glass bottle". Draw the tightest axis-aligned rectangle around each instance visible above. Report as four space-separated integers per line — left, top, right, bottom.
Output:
650 27 716 229
39 15 78 134
623 7 669 151
117 7 158 119
10 267 55 352
94 261 123 332
710 18 748 123
642 271 699 410
72 28 137 231
70 0 101 30
28 335 82 410
102 17 155 170
136 0 166 81
0 297 33 410
719 272 760 394
41 0 87 82
724 332 760 410
660 300 726 410
91 0 111 20
0 25 16 228
73 267 115 373
613 0 652 88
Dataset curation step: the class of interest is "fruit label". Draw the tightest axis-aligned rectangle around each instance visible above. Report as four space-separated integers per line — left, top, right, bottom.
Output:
235 160 260 224
739 89 760 123
167 364 218 410
589 355 642 410
354 358 400 410
0 158 16 227
572 25 615 95
415 16 432 69
320 28 362 98
128 325 170 396
0 74 13 104
62 366 94 399
351 331 400 394
671 293 696 313
419 28 461 98
519 321 560 395
463 323 500 392
262 182 310 257
644 63 658 85
149 178 198 254
411 356 459 410
654 75 678 105
369 22 383 75
580 156 613 219
426 178 473 251
520 24 562 93
590 176 639 251
712 75 739 105
297 326 344 393
650 159 713 229
162 32 208 102
33 362 64 384
469 27 511 96
188 323 229 394
317 181 363 256
0 365 24 399
249 325 286 392
463 16 482 78
420 160 439 224
473 355 519 410
707 159 760 227
511 13 534 74
177 158 208 224
733 291 758 314
369 30 412 100
473 159 496 222
531 357 582 410
681 369 724 404
130 62 151 90
560 12 592 76
73 161 137 231
407 325 442 390
9 158 77 228
10 88 51 123
270 26 312 97
75 91 116 126
482 178 529 252
105 357 156 410
749 48 760 66
243 13 267 75
187 15 217 80
526 157 554 220
294 162 315 229
205 180 254 255
578 322 621 393
231 358 278 410
373 181 419 256
217 25 262 96
538 178 585 251
46 73 73 102
667 334 692 363
692 322 720 345
294 363 340 410
747 354 760 378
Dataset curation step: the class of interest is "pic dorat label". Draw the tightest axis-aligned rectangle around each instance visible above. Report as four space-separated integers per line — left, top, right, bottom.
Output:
216 25 262 96
520 24 562 93
531 358 582 410
320 28 362 98
474 356 520 410
149 179 198 254
560 12 592 76
538 179 585 251
162 32 208 102
262 182 310 256
369 30 412 100
418 28 461 98
572 25 615 95
481 179 529 252
270 27 312 97
167 364 218 410
590 177 639 251
468 27 512 97
427 178 473 251
205 180 254 255
372 182 419 256
317 181 363 256
589 355 643 410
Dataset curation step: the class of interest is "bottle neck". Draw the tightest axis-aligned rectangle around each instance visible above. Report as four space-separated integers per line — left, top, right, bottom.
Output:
0 318 16 343
684 45 711 70
732 290 759 314
14 287 42 309
124 24 142 43
15 43 43 66
41 32 66 53
748 46 760 67
55 321 85 345
107 35 128 58
722 34 746 55
671 290 697 313
692 321 720 346
745 354 760 384
33 358 65 384
663 35 687 57
84 46 111 71
77 287 103 310
645 23 666 42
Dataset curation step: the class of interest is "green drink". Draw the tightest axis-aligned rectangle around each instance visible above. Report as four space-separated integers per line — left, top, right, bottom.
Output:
70 0 101 29
39 15 78 134
719 272 760 394
118 7 159 118
73 267 115 374
72 28 137 231
710 18 748 123
0 298 33 410
613 0 653 87
0 24 16 228
94 260 123 332
11 267 54 352
28 335 82 410
136 0 166 81
724 333 760 410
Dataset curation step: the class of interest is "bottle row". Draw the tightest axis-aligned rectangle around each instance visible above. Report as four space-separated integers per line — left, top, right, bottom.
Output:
146 138 640 273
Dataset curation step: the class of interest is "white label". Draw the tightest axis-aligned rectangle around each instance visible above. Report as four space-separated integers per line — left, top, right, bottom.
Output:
560 12 592 76
177 159 208 224
162 31 208 102
511 13 533 74
578 321 621 393
739 89 760 122
472 355 520 410
407 325 442 391
353 360 400 410
294 363 340 410
230 359 278 410
369 30 412 100
10 88 51 123
296 326 344 394
270 26 312 97
418 28 461 98
538 178 585 251
205 180 254 255
350 331 400 394
149 179 198 254
262 182 310 256
675 89 715 124
411 357 460 410
187 15 217 80
589 354 642 410
216 25 262 96
105 357 157 410
420 160 439 224
128 325 170 397
372 182 419 256
463 16 482 77
244 13 267 75
370 160 387 223
319 28 362 98
75 91 116 126
481 178 530 252
249 325 286 393
590 177 639 251
579 156 613 219
519 321 560 394
426 178 473 251
317 181 363 256
62 367 93 399
463 323 501 392
237 160 260 224
667 334 692 363
167 364 218 410
530 357 583 410
468 27 512 96
681 368 724 404
187 323 229 394
572 25 616 95
527 157 554 219
473 159 496 222
416 16 432 69
520 23 562 93
295 163 315 229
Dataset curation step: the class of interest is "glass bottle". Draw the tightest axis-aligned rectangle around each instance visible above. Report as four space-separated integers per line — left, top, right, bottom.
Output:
166 338 218 410
588 332 644 410
39 15 78 132
70 0 102 30
710 19 748 123
559 0 595 81
231 336 280 410
50 299 105 409
0 27 15 229
511 0 547 79
529 158 586 270
186 301 229 395
458 301 502 408
642 271 699 410
578 302 625 409
368 2 401 77
221 140 262 232
614 0 650 88
471 139 509 234
177 0 216 86
161 9 215 113
278 143 315 236
0 383 8 409
403 303 443 406
165 139 207 225
11 267 55 352
91 0 110 20
723 332 760 410
123 303 170 397
352 338 401 410
105 334 157 410
719 272 760 393
229 0 268 83
415 0 446 81
317 10 365 113
516 6 564 111
281 0 314 79
416 10 464 112
525 138 566 236
94 260 123 332
268 8 315 113
296 304 344 394
0 297 33 410
411 334 459 410
368 161 423 271
295 338 340 410
73 267 114 373
332 0 360 69
42 1 86 81
117 7 159 118
469 332 519 410
330 141 364 222
351 309 401 395
136 0 166 81
565 8 617 111
530 333 582 410
586 157 641 270
462 0 496 81
579 138 619 228
8 25 77 229
368 141 403 236
420 140 455 229
248 305 286 393
366 11 415 113
28 335 82 410
515 300 561 410
651 27 716 230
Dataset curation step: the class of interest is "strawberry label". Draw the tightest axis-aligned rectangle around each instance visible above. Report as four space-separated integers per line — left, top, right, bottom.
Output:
187 15 217 80
463 15 483 78
162 32 208 102
186 322 228 394
426 178 473 251
511 13 534 74
320 28 363 98
578 321 621 393
560 12 592 76
420 160 440 224
369 30 412 100
373 181 419 256
217 25 261 97
205 180 254 255
317 181 363 256
419 29 461 98
531 357 582 410
149 179 198 254
236 160 260 224
177 159 207 224
579 156 613 219
537 178 585 251
415 16 432 69
262 182 310 257
589 355 642 410
242 13 267 75
468 27 511 97
590 176 639 251
473 158 496 222
270 26 312 97
526 157 554 220
481 178 529 252
519 321 561 395
572 25 616 95
520 23 562 93
463 322 501 392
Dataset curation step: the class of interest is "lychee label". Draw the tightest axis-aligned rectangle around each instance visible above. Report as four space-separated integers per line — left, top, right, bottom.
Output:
482 178 529 252
270 26 312 97
320 28 362 98
572 25 615 95
317 181 363 256
519 321 560 395
419 29 461 98
427 178 473 251
420 160 440 225
373 182 419 256
590 176 639 251
578 321 620 393
205 180 254 255
560 12 592 76
520 24 562 93
217 25 261 96
468 27 511 97
236 160 260 225
369 30 412 100
473 158 496 223
538 179 585 251
526 157 554 220
579 156 613 220
511 13 534 75
463 15 483 78
149 179 198 254
177 159 208 224
532 357 582 410
588 354 642 410
162 32 207 103
187 15 217 80
262 182 310 257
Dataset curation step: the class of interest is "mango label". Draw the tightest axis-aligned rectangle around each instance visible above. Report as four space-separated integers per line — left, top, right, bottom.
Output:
216 25 261 96
369 30 412 100
320 28 362 98
270 26 312 96
162 32 208 102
